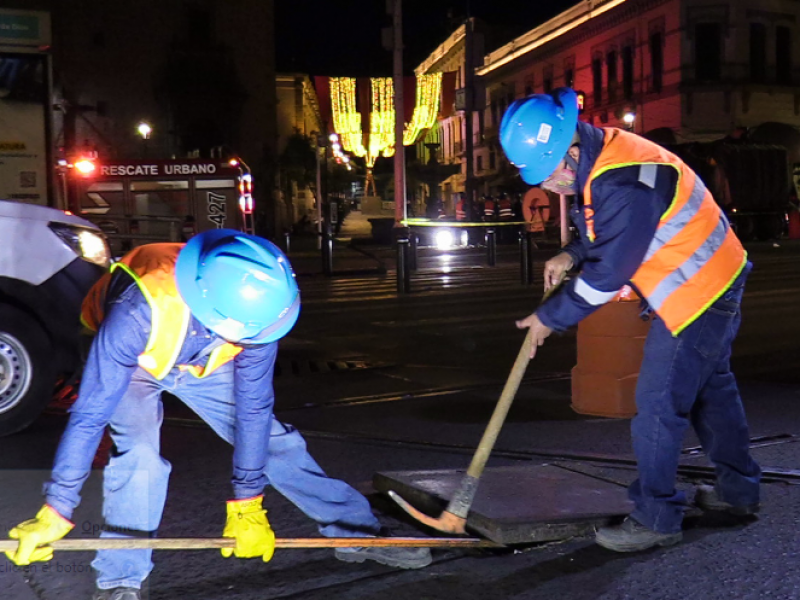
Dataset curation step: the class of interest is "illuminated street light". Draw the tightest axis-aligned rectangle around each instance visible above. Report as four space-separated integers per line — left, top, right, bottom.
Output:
137 122 152 140
621 111 636 132
329 133 339 143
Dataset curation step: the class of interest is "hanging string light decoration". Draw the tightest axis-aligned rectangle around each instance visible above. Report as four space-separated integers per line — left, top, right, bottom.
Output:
328 73 442 167
370 77 396 165
403 72 443 145
329 77 367 159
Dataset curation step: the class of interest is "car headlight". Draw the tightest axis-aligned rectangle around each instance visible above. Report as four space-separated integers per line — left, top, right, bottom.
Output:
435 228 455 250
49 223 111 267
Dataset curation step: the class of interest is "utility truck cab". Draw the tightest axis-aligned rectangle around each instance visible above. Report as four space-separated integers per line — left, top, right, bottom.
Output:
0 199 109 435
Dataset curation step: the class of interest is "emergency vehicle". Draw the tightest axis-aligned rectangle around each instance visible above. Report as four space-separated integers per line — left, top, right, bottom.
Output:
65 157 255 256
0 199 110 435
0 9 258 434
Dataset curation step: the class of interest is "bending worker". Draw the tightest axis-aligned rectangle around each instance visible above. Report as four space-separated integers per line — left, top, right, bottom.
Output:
500 88 761 553
5 230 430 600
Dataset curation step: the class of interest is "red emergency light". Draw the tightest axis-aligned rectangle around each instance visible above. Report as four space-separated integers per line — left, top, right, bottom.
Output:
239 195 254 215
238 173 254 215
73 159 97 175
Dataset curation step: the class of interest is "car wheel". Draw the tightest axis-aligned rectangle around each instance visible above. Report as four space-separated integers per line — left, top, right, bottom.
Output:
0 304 57 435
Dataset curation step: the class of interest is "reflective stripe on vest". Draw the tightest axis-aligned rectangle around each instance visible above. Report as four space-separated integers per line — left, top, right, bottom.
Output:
498 199 513 220
81 244 242 380
584 128 747 335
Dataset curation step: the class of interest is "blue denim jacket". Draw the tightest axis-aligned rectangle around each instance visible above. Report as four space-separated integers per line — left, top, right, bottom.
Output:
44 282 277 519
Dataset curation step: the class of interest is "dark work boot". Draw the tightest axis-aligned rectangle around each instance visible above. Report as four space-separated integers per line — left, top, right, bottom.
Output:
92 588 141 600
335 545 432 569
694 484 760 516
595 517 682 552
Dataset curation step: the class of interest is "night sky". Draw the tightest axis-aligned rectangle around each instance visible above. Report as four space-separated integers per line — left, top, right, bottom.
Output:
275 0 575 77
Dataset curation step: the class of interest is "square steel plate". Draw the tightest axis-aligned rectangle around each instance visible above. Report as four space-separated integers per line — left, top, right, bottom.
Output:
374 464 633 544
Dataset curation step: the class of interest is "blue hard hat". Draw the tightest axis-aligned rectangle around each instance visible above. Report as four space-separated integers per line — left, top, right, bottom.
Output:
499 88 579 185
175 229 300 344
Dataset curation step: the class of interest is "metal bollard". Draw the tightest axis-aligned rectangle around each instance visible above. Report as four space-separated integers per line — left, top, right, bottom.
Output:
485 227 497 267
322 222 333 276
519 228 534 285
395 227 411 294
284 231 291 255
408 230 418 271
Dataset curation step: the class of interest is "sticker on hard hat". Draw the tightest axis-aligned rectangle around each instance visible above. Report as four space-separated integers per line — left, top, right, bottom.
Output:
537 123 552 144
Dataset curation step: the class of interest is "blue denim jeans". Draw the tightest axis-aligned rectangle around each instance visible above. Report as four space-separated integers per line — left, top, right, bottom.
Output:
629 264 761 533
92 363 380 590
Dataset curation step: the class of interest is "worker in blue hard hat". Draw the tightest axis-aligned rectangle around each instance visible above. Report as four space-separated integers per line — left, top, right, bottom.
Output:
5 230 431 599
500 88 760 553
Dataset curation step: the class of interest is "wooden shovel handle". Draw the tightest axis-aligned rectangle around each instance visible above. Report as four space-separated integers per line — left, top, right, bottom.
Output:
464 328 532 480
0 536 497 551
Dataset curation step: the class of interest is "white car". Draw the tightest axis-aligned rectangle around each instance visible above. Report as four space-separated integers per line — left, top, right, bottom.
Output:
0 200 110 435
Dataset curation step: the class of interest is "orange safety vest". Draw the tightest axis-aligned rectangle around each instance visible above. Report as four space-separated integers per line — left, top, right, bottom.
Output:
483 200 496 219
497 198 513 220
81 244 242 380
584 128 747 335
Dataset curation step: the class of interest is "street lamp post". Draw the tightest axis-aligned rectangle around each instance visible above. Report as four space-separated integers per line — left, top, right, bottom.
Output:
391 0 406 227
137 122 152 158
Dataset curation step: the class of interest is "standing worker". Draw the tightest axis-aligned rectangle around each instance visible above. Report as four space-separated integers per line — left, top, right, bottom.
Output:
455 192 467 222
496 192 514 243
496 193 514 222
4 230 431 599
499 88 760 552
482 194 497 222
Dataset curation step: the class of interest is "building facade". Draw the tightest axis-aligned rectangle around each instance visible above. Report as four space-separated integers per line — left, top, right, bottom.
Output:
275 73 323 231
476 0 800 190
414 20 485 216
0 0 278 234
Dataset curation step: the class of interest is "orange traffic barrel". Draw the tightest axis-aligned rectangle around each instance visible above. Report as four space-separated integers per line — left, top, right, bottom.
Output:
788 210 800 239
571 286 651 418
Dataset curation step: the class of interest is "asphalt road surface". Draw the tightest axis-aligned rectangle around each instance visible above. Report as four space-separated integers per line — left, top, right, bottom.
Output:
1 239 799 600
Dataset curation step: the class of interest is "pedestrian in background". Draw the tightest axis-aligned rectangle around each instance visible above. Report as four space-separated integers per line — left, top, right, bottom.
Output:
500 88 761 552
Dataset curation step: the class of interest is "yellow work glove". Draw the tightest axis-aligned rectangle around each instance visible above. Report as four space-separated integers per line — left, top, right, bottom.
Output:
6 505 75 565
220 495 275 562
